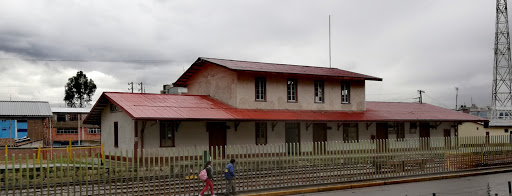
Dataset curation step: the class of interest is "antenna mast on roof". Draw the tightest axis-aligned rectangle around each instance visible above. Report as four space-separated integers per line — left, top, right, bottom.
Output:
329 15 332 68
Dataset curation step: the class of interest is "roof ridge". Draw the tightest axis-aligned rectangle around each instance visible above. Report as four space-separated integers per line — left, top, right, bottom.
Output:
104 92 209 97
200 57 341 70
0 101 49 103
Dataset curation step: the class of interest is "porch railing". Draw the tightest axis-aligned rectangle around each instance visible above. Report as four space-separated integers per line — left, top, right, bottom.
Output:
2 135 512 195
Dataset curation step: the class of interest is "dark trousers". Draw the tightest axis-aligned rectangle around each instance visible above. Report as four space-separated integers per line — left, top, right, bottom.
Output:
225 179 235 194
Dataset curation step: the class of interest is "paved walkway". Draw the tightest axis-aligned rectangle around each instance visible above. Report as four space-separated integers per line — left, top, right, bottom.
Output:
241 167 512 196
297 172 512 196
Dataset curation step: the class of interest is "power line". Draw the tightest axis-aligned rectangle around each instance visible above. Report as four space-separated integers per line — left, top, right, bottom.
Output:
423 94 451 108
0 58 176 62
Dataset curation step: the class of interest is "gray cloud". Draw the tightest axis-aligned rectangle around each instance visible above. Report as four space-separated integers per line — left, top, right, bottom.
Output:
0 0 500 108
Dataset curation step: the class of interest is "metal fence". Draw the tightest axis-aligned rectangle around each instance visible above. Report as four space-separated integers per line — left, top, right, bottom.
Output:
2 135 512 195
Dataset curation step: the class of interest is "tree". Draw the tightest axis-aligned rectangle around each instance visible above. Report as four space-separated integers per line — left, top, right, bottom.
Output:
64 71 97 108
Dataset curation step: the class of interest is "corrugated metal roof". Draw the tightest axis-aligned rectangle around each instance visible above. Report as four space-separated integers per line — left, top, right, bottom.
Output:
173 57 382 87
51 107 91 114
84 92 486 125
0 101 53 118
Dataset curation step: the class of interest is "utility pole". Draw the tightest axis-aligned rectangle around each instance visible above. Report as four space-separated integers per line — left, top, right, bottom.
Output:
491 0 512 120
128 82 134 93
138 82 145 93
418 90 425 104
455 87 459 110
329 15 332 68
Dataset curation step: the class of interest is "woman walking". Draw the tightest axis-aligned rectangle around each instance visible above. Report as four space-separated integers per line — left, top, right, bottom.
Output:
199 161 215 196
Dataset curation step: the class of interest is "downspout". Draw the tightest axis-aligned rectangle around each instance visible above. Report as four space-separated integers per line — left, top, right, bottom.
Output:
14 120 17 139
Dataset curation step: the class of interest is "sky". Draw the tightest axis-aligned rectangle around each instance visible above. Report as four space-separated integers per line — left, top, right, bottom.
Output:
0 0 498 108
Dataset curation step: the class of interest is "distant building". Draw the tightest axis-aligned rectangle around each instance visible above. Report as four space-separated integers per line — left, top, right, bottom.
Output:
160 84 187 94
0 120 27 139
460 104 490 119
0 101 53 145
50 107 101 146
459 104 512 136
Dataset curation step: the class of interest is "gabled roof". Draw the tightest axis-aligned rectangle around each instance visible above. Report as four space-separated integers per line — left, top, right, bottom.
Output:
84 92 486 125
0 101 53 118
173 57 382 87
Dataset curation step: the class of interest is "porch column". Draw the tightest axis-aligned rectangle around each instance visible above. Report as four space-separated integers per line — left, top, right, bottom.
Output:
134 120 138 158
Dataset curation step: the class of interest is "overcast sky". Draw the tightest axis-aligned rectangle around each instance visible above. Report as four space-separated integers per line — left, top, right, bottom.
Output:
0 0 498 108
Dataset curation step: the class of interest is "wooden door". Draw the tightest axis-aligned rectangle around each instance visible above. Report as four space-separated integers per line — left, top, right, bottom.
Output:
313 123 327 153
376 123 388 152
419 122 430 149
419 123 430 138
207 122 227 159
285 123 300 155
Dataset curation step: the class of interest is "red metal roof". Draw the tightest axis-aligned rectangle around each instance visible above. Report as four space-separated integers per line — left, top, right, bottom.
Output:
173 57 382 87
84 92 486 125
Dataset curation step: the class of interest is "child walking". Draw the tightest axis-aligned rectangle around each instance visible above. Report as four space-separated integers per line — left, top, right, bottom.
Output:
199 161 216 196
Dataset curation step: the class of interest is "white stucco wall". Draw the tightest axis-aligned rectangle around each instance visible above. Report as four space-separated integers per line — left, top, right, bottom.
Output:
459 122 485 137
100 102 134 155
460 122 512 137
236 72 366 111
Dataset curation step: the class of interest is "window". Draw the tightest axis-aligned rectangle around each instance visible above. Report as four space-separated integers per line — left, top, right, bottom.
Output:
255 122 267 145
287 79 298 102
314 80 324 103
56 129 78 134
114 122 119 148
410 122 418 130
255 77 266 101
341 82 350 104
88 128 101 134
68 114 78 121
160 121 175 147
110 104 120 113
57 115 66 122
343 123 358 142
389 122 405 140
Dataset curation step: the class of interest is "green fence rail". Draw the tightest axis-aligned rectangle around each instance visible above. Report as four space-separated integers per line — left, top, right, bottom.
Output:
2 135 512 195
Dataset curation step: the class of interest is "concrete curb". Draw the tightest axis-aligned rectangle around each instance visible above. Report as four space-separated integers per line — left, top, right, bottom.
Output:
241 167 512 196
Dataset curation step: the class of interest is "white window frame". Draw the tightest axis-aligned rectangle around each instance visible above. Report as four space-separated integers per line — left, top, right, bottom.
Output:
255 77 266 101
314 80 324 103
287 79 297 102
88 128 101 134
57 129 78 134
341 82 350 104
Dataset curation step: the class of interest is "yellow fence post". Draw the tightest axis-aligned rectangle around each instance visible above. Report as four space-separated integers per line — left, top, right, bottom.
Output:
68 138 72 161
101 142 105 164
36 145 41 164
4 145 7 156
